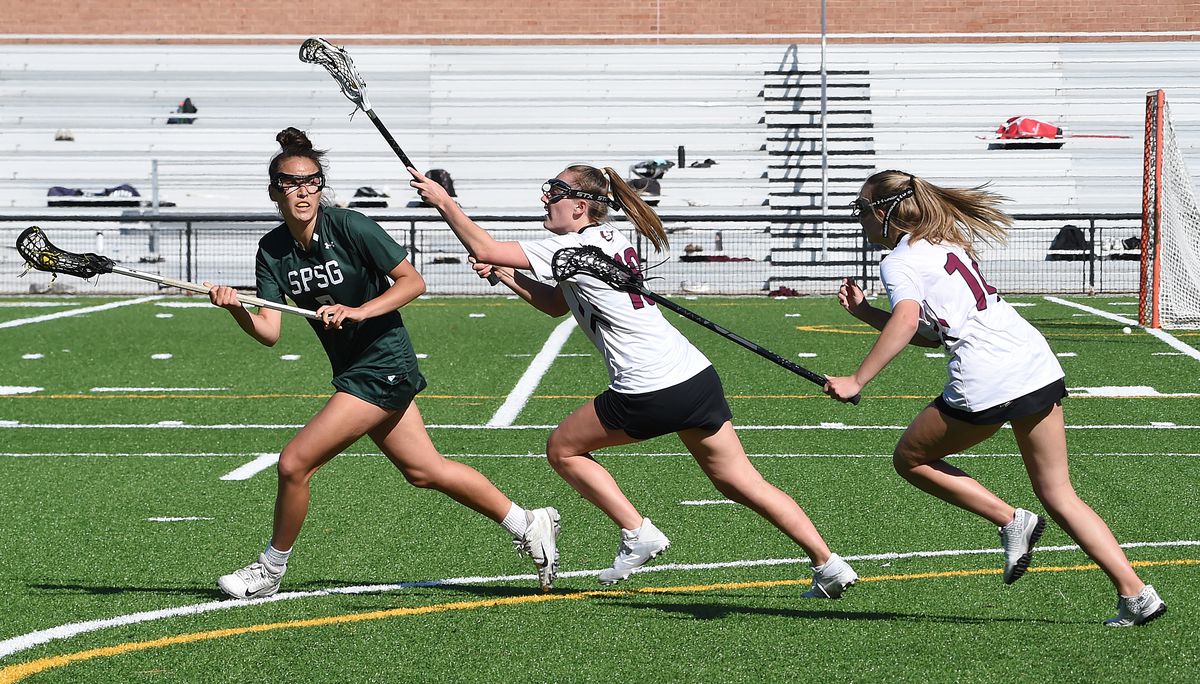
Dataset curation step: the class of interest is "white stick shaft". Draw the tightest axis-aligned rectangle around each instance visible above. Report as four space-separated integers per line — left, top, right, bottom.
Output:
109 266 321 320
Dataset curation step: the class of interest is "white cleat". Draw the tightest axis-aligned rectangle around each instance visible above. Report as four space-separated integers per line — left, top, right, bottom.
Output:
514 507 560 591
597 518 670 586
999 508 1045 584
802 552 859 599
217 553 285 600
1105 584 1168 627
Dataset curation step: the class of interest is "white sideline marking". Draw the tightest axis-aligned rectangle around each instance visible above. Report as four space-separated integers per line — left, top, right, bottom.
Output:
1068 386 1200 398
681 499 737 505
146 517 213 522
155 313 174 319
2 538 1196 660
151 353 173 360
3 422 1200 431
1153 352 1185 356
90 387 227 393
3 451 1200 460
220 453 279 481
1056 352 1077 357
21 354 44 360
486 318 576 428
155 302 211 308
0 387 42 395
280 354 301 361
469 313 486 318
924 353 945 358
0 301 77 308
1045 296 1200 362
0 296 163 329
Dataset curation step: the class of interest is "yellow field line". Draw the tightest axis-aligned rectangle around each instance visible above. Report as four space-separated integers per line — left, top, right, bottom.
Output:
2 558 1194 683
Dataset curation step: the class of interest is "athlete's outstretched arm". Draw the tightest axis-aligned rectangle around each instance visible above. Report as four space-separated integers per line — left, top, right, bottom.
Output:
825 298 920 402
837 278 939 348
471 258 569 317
409 168 531 269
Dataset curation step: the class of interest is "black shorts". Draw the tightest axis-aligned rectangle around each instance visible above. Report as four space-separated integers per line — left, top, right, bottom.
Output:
934 378 1067 426
593 365 733 440
331 365 427 411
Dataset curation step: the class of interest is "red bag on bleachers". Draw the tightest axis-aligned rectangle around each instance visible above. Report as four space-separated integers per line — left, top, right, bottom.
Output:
996 116 1061 140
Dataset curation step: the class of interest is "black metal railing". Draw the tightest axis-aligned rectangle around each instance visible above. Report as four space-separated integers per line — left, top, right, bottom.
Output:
0 212 1142 296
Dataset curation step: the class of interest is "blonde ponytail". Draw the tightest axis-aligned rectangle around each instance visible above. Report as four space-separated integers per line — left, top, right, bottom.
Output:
868 170 1011 259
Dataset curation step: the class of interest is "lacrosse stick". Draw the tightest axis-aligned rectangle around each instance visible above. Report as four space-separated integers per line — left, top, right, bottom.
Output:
299 36 498 285
551 245 860 405
16 226 322 321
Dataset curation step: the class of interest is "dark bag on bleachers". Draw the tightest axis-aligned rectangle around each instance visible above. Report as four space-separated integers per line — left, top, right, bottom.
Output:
1046 224 1090 261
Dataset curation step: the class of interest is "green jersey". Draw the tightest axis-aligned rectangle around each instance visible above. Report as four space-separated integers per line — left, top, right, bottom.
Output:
255 206 417 378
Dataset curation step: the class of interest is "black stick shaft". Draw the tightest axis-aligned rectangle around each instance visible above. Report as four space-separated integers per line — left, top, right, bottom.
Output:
638 287 861 405
364 108 498 286
365 109 414 169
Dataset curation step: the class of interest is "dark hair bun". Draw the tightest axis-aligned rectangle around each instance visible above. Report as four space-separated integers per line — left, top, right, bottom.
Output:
276 127 312 151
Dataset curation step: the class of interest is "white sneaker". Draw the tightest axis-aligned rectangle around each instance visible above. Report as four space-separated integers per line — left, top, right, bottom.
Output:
999 508 1045 584
217 553 284 600
597 518 670 586
802 553 859 599
1105 585 1167 627
514 507 560 591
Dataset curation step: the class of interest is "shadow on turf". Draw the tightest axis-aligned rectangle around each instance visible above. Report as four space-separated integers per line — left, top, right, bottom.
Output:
29 582 220 600
607 599 1079 625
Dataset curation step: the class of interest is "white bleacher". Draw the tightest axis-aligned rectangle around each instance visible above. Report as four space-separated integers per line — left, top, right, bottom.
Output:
4 41 1200 296
4 42 1200 215
0 44 774 213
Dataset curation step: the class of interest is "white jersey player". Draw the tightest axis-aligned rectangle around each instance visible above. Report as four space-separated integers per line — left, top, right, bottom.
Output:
412 163 858 598
826 169 1166 627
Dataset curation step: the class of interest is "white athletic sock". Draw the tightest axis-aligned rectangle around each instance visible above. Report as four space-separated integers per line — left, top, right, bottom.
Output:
263 542 291 570
500 502 528 538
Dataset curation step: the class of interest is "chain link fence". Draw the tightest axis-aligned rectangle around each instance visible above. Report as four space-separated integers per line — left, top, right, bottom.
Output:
0 212 1142 297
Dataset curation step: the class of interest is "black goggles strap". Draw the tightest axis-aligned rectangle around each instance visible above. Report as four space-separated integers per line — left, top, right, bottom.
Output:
546 180 621 210
879 187 914 238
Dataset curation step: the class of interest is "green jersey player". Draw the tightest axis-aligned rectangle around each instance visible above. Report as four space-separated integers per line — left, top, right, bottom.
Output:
205 128 559 599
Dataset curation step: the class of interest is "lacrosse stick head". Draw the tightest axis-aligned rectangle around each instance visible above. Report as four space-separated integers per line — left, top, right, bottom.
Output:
551 245 642 292
17 226 114 279
299 37 372 112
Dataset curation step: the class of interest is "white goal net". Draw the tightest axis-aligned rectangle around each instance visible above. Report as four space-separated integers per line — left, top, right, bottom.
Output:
1141 89 1200 329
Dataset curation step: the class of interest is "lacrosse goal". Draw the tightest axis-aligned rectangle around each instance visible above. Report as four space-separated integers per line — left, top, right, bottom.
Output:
1140 89 1200 329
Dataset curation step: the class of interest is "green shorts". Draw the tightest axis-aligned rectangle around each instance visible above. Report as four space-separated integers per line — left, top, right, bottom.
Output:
331 366 427 411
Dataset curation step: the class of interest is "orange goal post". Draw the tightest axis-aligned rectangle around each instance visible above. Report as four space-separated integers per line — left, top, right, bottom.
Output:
1140 89 1200 329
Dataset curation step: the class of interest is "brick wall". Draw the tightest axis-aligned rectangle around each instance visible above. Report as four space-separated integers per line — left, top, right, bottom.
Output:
4 1 1198 41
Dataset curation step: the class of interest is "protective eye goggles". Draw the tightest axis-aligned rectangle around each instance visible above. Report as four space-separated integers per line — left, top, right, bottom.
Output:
271 172 326 194
541 179 620 209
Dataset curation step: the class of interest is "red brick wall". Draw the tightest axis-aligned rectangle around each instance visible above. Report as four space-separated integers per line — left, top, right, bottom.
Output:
3 1 1198 41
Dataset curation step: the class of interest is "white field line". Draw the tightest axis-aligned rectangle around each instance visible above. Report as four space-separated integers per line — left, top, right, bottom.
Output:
90 387 228 393
3 422 1200 431
681 499 738 505
1044 295 1200 361
2 538 1197 661
0 296 163 329
219 453 279 481
486 318 576 428
2 451 1200 460
146 517 213 522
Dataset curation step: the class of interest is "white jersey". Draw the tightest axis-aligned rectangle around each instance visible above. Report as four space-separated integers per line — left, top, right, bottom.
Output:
880 235 1064 412
520 225 711 393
